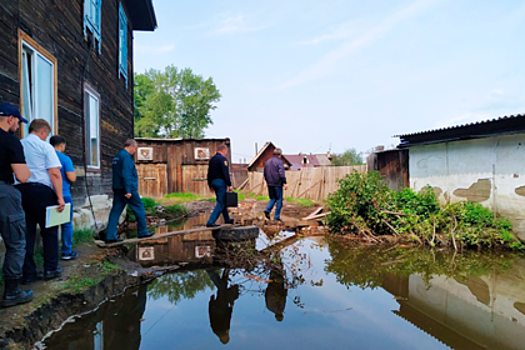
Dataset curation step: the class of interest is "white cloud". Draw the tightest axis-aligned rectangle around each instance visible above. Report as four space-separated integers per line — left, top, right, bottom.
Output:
278 0 441 89
296 21 357 45
486 89 504 100
135 44 175 54
211 14 269 36
434 112 492 129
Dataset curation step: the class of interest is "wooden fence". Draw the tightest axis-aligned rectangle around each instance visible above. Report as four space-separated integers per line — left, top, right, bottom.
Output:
241 165 366 201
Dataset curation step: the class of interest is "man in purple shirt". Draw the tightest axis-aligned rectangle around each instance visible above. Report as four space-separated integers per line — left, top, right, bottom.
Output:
263 148 287 222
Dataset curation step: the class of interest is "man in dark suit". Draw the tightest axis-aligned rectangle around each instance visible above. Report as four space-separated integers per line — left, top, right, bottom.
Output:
206 144 233 227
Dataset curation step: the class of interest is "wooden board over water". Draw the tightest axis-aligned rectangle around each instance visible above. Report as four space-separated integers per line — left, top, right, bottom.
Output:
95 224 234 248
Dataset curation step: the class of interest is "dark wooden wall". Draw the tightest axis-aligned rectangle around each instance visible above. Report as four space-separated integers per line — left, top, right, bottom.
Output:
136 139 231 195
367 149 409 191
248 144 276 172
0 0 135 204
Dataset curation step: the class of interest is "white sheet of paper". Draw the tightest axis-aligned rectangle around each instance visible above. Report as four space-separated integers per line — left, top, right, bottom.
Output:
45 203 71 228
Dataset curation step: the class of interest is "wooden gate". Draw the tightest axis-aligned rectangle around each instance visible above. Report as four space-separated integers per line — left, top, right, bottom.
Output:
182 165 211 197
137 164 168 198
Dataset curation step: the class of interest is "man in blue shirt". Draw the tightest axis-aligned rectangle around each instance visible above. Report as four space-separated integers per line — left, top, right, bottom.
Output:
206 144 233 227
105 139 154 243
50 135 78 260
263 148 287 222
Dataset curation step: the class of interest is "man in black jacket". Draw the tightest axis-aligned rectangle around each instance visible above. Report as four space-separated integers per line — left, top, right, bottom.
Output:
206 144 233 227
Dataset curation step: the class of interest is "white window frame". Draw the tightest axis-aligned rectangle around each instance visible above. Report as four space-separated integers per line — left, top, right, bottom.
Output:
19 31 57 137
84 85 101 170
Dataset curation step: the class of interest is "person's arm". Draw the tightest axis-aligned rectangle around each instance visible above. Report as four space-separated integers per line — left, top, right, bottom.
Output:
48 168 65 212
9 138 30 183
45 144 65 211
65 156 76 183
207 158 213 190
122 155 135 198
222 158 232 190
11 164 30 183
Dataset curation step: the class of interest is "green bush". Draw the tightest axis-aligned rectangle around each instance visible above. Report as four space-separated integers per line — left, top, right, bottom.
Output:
326 171 524 251
164 204 189 217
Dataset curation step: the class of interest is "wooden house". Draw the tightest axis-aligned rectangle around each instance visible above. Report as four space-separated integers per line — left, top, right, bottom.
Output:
0 0 157 210
135 138 231 198
247 142 292 172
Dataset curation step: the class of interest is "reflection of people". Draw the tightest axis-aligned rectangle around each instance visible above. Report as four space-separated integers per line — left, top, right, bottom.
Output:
265 267 287 322
206 144 233 227
263 148 287 222
208 269 239 344
50 135 78 260
105 139 154 243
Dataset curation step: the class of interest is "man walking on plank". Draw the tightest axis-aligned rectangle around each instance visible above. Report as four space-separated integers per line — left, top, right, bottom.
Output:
105 139 154 243
0 103 33 307
206 144 233 228
16 119 65 284
263 148 287 222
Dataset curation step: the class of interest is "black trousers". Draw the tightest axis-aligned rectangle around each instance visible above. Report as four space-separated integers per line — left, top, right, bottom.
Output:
0 183 26 280
16 183 59 276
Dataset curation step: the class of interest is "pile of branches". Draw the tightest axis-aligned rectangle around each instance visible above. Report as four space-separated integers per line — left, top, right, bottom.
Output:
326 171 524 251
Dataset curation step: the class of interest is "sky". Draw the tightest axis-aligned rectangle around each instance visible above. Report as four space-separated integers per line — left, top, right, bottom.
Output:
133 0 525 163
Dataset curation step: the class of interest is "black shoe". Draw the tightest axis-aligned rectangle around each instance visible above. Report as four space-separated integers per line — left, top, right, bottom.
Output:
275 219 285 224
44 268 63 281
206 223 220 228
1 289 33 308
264 211 271 220
21 272 43 285
61 251 79 261
105 237 124 244
138 231 155 239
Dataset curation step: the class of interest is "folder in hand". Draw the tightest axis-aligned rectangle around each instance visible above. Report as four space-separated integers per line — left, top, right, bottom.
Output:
45 203 71 228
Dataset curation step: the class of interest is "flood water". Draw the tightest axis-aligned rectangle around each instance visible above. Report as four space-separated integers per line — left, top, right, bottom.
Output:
40 232 525 350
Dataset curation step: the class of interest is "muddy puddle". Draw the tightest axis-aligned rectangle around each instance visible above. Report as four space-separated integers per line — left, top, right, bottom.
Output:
38 231 525 350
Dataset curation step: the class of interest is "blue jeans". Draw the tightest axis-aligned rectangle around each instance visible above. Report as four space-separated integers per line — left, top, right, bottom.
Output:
60 195 74 254
207 179 231 225
266 186 283 220
106 190 149 240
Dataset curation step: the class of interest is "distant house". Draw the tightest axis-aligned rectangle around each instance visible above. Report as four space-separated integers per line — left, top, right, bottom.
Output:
0 0 157 229
247 142 292 172
284 153 332 171
394 114 525 239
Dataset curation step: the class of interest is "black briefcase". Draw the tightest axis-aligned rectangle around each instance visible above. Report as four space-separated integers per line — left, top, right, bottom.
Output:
226 192 238 207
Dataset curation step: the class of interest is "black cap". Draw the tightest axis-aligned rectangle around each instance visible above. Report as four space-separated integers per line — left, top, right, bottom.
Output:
0 103 29 124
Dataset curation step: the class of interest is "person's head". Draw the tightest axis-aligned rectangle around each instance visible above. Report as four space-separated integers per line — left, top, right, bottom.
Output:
273 148 282 158
50 135 67 152
0 103 28 133
217 144 228 157
124 139 138 155
275 313 284 322
29 119 52 141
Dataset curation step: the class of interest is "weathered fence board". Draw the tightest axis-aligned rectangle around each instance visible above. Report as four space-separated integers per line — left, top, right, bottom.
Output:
244 165 366 201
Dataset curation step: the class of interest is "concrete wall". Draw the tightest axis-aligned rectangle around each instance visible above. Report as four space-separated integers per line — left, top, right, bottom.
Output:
409 133 525 239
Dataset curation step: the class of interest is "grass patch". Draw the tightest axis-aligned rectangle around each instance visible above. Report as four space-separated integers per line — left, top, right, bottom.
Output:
73 228 95 245
100 260 121 274
63 275 101 293
165 192 208 202
165 204 189 217
285 197 316 208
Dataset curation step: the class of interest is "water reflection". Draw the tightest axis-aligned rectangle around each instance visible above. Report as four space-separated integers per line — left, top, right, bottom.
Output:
42 237 525 350
42 287 147 350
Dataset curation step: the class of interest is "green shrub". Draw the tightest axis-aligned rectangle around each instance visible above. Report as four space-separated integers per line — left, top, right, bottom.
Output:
164 204 189 217
73 229 95 245
326 171 524 251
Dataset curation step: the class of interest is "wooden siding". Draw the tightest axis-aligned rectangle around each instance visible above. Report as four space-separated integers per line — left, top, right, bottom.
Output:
245 165 367 201
136 139 231 197
0 0 136 204
137 163 168 198
367 149 409 191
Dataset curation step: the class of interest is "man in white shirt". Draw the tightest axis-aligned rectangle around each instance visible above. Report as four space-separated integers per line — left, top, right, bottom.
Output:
15 119 65 284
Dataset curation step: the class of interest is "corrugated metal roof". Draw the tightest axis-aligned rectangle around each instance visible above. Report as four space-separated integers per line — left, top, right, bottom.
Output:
394 114 525 138
396 113 525 147
136 137 230 142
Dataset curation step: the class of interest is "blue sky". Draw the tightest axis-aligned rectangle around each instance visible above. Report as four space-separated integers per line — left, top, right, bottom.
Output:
134 0 525 163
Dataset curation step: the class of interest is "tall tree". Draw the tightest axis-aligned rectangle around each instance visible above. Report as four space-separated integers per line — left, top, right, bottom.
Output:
134 65 221 138
331 148 364 166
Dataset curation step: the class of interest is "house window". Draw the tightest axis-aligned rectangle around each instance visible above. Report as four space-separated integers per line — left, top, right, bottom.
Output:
84 0 102 53
20 34 57 137
118 2 128 86
85 86 100 169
